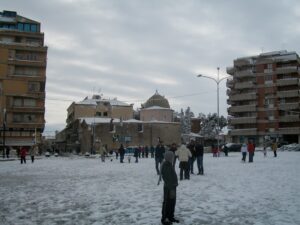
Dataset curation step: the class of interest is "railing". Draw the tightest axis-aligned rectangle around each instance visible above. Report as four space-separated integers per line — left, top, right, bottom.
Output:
276 66 298 74
229 117 257 124
278 127 300 134
229 128 257 135
279 115 300 122
228 104 257 113
277 90 299 98
279 102 299 111
235 69 254 78
226 79 234 88
234 81 255 89
276 78 299 86
229 92 257 101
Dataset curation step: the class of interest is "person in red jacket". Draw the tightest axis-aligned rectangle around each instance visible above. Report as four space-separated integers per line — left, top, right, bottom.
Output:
20 146 27 164
247 140 255 163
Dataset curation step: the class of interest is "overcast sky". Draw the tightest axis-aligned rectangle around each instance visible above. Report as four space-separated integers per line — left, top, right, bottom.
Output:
2 0 300 135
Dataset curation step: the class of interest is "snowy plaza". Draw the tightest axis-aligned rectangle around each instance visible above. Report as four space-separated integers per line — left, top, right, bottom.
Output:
0 151 300 225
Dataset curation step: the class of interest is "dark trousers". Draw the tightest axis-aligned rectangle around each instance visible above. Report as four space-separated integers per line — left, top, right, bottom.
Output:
196 156 204 174
155 158 163 175
249 152 254 162
21 156 26 164
162 186 176 221
179 161 189 180
274 151 277 157
189 157 195 173
31 156 35 163
120 154 124 163
242 152 246 162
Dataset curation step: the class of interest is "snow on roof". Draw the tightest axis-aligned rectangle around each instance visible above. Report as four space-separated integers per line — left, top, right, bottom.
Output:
123 119 143 123
76 97 130 107
141 106 172 110
80 117 120 124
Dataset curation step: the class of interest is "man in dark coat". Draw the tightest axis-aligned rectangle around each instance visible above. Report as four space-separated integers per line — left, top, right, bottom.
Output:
118 144 125 163
155 142 165 175
195 140 204 175
161 151 179 225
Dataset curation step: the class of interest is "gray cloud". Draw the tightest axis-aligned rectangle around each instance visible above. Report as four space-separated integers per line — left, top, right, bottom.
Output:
2 0 300 134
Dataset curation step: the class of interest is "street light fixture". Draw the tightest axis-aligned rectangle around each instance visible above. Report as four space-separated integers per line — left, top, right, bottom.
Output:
197 67 231 150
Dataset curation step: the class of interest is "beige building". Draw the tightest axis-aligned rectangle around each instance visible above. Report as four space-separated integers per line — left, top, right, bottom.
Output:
67 95 134 125
0 10 47 147
227 50 300 145
140 91 174 122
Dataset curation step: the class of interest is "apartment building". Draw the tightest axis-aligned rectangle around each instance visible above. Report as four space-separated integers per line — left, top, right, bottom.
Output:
0 11 47 147
227 50 300 145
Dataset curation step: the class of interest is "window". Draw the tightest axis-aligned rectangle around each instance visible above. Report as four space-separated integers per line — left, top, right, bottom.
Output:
96 112 102 116
31 24 37 32
24 24 30 32
13 98 22 107
103 112 108 116
17 23 23 30
28 82 40 92
13 114 36 123
13 114 22 122
24 99 36 107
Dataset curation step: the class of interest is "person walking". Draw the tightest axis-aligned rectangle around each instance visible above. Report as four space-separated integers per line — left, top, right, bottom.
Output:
187 140 196 174
20 146 27 164
175 143 192 180
134 147 139 163
145 145 149 158
195 140 204 175
155 142 165 175
247 140 255 163
100 144 107 162
160 151 179 225
119 144 125 163
241 143 247 162
150 145 155 158
271 140 278 157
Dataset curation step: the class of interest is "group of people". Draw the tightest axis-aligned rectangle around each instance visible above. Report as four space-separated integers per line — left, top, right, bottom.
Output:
18 144 39 164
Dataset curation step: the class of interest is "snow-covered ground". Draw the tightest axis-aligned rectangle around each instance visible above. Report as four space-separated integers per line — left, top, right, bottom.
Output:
0 151 300 225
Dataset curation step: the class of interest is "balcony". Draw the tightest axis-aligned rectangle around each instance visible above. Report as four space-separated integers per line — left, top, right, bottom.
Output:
277 90 299 98
8 58 46 67
276 78 299 87
229 128 257 136
229 117 257 124
279 115 300 122
278 127 300 134
234 81 255 89
234 58 253 67
226 79 234 88
226 67 235 75
235 69 254 78
229 92 257 101
279 102 300 111
276 66 298 74
228 104 256 113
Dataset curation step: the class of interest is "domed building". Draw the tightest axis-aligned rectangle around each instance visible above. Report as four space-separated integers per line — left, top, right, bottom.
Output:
140 91 174 122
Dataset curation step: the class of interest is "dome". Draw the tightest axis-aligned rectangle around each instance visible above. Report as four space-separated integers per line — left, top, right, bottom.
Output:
143 91 170 109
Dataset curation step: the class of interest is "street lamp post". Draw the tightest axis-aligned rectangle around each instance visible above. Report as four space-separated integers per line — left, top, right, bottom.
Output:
197 67 230 151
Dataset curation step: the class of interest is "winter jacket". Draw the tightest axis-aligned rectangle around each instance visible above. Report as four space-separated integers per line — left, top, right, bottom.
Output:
247 143 255 153
175 144 192 162
29 146 38 156
155 145 165 159
20 147 27 157
161 161 178 189
188 143 196 157
119 146 125 156
241 144 247 153
195 143 204 157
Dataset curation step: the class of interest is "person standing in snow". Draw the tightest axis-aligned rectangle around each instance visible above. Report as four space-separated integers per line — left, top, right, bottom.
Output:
134 147 139 163
175 142 192 180
195 140 204 175
100 144 107 162
271 140 278 157
187 140 196 174
29 144 38 163
241 143 247 162
119 144 125 163
247 140 255 163
155 141 165 175
150 145 155 158
169 143 177 169
160 151 179 225
20 146 27 164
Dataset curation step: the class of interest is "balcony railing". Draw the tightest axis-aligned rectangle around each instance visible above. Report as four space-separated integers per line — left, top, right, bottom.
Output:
226 79 234 88
229 117 257 124
277 90 299 98
276 66 298 74
279 115 300 122
279 102 300 111
228 104 257 113
234 81 255 89
235 69 254 78
229 128 257 136
276 78 299 86
278 127 300 134
8 58 46 67
229 92 257 101
226 67 235 75
234 58 253 67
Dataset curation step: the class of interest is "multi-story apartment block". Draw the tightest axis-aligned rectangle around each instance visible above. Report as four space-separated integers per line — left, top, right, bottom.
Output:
66 95 134 125
227 50 300 145
0 11 47 147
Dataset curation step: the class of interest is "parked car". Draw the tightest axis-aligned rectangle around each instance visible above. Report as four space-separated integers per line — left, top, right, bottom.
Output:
224 143 241 152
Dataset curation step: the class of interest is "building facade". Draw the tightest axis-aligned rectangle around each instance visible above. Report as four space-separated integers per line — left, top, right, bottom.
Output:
227 50 300 145
66 95 134 125
0 11 47 147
